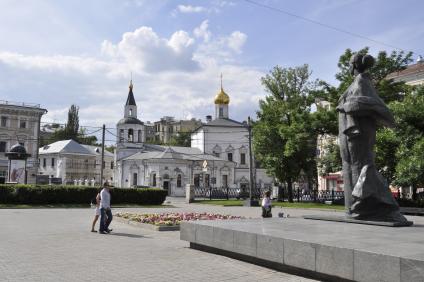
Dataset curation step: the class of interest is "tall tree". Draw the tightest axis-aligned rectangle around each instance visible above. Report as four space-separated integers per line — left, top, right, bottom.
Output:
253 65 318 202
65 104 79 140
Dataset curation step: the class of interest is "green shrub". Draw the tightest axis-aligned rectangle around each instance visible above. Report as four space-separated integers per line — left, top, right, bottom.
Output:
0 185 167 205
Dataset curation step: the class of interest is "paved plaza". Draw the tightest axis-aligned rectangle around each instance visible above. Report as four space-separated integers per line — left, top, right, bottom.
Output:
0 199 322 282
1 199 420 282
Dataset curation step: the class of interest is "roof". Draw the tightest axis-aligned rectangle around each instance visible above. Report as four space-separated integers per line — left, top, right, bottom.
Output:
117 117 144 125
192 118 247 133
39 139 95 156
123 145 230 163
126 82 136 106
82 145 114 158
386 63 424 80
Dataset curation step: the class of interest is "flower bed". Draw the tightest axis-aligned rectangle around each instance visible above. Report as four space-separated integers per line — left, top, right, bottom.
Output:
115 212 244 226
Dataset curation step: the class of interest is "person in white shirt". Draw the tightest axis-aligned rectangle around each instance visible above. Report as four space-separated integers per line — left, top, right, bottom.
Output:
261 191 272 218
99 182 113 234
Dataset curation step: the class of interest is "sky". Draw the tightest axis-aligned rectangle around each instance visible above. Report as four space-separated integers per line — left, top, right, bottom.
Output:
1 0 423 134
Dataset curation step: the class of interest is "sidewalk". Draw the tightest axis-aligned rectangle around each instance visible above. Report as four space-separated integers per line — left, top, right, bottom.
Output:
0 207 317 282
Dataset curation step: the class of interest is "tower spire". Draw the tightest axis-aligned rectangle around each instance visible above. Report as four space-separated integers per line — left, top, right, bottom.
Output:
220 73 223 90
129 72 133 90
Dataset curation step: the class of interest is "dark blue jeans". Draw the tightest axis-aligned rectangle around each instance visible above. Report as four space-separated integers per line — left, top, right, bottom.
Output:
99 208 113 232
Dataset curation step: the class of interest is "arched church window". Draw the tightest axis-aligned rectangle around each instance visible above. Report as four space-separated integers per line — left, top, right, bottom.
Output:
128 129 134 142
152 173 156 186
177 174 182 188
129 109 133 116
119 129 124 142
138 130 142 143
219 107 224 118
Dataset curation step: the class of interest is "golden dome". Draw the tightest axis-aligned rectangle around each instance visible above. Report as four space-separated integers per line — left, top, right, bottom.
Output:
214 87 230 105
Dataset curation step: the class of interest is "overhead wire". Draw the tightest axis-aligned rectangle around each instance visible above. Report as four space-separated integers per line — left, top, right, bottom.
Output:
244 0 414 53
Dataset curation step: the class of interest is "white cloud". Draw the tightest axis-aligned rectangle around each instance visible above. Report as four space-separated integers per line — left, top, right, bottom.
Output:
194 20 211 42
177 5 207 13
227 31 247 53
0 23 260 132
102 26 198 73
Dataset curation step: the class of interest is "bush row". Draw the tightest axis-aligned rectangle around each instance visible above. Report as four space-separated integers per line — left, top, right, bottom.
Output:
0 185 167 205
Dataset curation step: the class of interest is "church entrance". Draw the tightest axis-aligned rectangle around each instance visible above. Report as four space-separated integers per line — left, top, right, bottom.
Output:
163 181 170 195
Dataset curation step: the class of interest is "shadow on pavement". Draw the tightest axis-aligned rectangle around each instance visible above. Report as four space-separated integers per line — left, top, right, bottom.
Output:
107 232 148 239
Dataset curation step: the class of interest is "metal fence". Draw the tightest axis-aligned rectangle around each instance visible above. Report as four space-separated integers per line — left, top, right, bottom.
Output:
194 186 345 203
194 186 268 200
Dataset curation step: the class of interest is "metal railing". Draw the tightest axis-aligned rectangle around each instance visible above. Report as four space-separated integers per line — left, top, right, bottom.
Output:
0 100 41 108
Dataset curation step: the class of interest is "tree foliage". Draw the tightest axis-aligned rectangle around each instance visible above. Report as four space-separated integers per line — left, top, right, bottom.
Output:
253 65 320 202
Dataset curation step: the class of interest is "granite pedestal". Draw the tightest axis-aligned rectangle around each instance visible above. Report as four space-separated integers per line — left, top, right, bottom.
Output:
180 217 424 282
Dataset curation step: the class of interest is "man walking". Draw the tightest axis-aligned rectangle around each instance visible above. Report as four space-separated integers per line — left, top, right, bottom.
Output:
99 182 113 234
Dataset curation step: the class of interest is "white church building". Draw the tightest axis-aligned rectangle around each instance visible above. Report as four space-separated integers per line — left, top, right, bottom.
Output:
191 80 274 192
114 81 235 196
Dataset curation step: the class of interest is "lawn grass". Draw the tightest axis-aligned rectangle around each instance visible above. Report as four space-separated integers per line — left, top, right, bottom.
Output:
193 199 345 210
0 204 174 209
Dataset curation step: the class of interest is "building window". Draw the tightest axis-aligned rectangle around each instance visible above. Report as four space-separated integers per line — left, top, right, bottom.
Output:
222 175 228 188
128 129 134 142
152 173 156 186
138 130 142 143
219 107 223 118
132 173 138 186
177 174 182 188
194 174 200 187
227 153 233 162
51 158 55 167
204 174 210 187
0 141 6 153
119 129 124 142
19 120 26 129
1 116 7 127
129 109 133 116
110 161 114 169
43 158 46 168
240 153 246 165
213 152 219 157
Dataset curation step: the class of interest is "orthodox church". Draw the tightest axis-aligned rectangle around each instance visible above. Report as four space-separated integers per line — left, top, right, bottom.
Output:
114 80 273 196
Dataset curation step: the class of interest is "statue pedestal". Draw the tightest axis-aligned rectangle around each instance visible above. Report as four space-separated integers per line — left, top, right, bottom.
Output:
181 216 423 281
303 214 413 227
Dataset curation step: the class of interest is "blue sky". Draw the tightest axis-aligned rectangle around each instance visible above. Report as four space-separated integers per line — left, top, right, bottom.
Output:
1 0 423 133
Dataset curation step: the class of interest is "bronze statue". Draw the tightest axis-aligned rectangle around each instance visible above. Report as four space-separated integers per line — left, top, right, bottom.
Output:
337 53 407 223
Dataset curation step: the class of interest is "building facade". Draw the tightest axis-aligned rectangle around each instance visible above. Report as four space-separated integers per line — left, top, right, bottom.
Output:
191 82 274 190
114 81 236 196
0 100 47 184
38 139 114 185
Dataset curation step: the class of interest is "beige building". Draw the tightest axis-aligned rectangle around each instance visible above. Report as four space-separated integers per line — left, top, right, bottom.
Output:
386 56 424 86
0 100 47 184
154 116 201 144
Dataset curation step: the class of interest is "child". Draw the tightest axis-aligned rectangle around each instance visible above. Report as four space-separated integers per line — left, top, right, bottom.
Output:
90 190 101 232
261 191 272 218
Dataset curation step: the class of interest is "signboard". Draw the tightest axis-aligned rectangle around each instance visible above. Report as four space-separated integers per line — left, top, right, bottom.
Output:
9 159 26 183
202 160 208 172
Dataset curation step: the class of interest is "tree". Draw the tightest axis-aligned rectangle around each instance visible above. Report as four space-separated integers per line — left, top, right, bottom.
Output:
335 47 413 103
317 142 342 176
65 104 79 140
390 87 424 198
168 131 192 147
253 65 319 202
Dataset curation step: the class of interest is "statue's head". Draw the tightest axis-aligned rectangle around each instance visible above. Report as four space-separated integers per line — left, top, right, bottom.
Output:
349 53 375 75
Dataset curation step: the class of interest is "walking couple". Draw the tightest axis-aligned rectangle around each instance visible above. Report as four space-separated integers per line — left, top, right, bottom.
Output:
91 182 113 234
